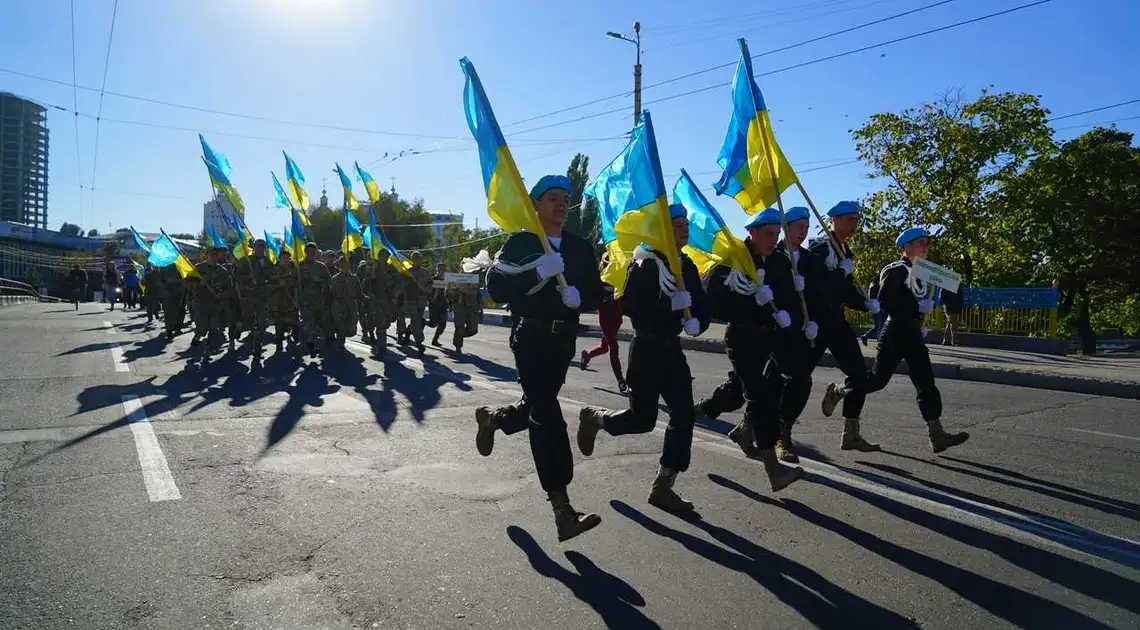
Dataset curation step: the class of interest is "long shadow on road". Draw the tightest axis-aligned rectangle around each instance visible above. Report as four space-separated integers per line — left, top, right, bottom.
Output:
506 525 661 630
611 499 918 629
263 362 339 455
321 351 395 431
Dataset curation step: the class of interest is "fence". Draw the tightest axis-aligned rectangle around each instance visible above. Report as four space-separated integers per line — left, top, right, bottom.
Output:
846 287 1059 337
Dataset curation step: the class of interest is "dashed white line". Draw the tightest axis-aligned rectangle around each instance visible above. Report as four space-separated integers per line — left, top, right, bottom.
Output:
103 321 129 372
1069 428 1140 442
102 321 115 335
120 395 181 502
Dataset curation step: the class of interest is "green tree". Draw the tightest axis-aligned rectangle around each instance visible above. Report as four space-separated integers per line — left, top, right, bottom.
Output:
563 153 601 252
87 228 100 238
59 222 82 236
999 127 1140 349
431 224 508 272
308 206 343 251
852 89 1055 286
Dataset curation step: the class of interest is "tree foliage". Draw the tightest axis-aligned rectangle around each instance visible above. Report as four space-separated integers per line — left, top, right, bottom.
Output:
431 224 509 273
87 228 100 237
563 153 601 253
305 191 435 253
59 222 82 236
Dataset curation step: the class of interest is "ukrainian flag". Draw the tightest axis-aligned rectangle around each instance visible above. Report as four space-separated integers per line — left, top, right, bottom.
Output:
283 226 294 260
354 161 381 204
335 163 360 211
674 168 760 283
714 39 798 214
460 57 545 237
205 224 227 248
264 230 280 264
342 209 365 258
129 226 151 254
290 208 307 266
283 151 311 212
274 170 310 227
147 230 199 280
584 110 679 297
199 135 246 214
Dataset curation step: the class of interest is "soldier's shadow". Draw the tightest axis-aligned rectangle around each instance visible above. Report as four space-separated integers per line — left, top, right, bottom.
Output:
322 351 397 431
379 350 469 425
262 363 340 454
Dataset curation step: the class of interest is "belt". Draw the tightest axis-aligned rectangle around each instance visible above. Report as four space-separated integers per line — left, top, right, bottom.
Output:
886 316 923 329
517 317 577 335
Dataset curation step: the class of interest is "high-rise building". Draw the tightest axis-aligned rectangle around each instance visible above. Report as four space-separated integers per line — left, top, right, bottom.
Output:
203 195 239 240
0 93 49 230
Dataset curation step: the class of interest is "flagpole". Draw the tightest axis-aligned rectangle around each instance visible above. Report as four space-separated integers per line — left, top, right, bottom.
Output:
793 181 846 261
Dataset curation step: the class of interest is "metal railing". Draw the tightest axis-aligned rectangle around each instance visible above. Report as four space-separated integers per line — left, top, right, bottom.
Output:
846 305 1058 337
0 277 65 302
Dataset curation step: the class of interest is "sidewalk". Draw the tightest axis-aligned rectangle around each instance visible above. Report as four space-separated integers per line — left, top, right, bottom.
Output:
478 309 1140 400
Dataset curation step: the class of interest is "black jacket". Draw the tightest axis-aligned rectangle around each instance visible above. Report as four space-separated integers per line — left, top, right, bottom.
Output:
706 237 796 328
622 250 710 338
486 231 601 320
878 257 927 324
776 241 828 326
808 236 868 323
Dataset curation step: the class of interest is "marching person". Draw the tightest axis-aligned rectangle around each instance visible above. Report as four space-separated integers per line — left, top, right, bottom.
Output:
702 209 804 491
576 203 709 513
298 243 333 359
330 254 363 352
102 262 121 311
270 250 299 354
430 262 450 346
472 174 603 541
446 280 480 355
68 264 87 311
233 239 273 366
579 271 627 395
404 252 435 355
853 227 970 453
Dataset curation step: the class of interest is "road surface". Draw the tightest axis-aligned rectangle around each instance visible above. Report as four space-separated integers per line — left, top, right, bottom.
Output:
1 302 1138 629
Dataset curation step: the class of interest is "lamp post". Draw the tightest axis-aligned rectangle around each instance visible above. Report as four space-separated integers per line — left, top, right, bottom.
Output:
606 21 641 126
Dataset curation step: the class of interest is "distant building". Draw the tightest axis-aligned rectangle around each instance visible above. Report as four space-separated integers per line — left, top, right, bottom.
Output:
0 220 103 289
0 93 49 230
429 213 463 239
97 230 200 258
203 195 239 241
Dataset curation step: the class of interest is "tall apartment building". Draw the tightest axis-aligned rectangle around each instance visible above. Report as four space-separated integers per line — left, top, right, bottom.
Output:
0 93 49 230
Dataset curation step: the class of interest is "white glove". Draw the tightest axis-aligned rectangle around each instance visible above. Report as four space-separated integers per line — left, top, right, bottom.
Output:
773 310 792 328
670 290 691 312
921 326 929 338
561 285 581 310
839 258 855 276
804 320 819 341
866 298 880 314
683 317 701 337
824 252 838 271
754 284 774 306
918 299 934 314
535 252 565 280
793 274 805 292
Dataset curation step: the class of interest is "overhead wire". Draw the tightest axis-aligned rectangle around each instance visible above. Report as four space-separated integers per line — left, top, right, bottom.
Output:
68 0 85 229
88 0 121 228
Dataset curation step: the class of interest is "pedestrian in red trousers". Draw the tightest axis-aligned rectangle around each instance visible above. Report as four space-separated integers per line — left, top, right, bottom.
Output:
581 283 627 394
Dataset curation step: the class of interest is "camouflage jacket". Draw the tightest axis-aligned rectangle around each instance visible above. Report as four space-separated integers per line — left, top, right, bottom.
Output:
233 254 272 301
297 260 331 305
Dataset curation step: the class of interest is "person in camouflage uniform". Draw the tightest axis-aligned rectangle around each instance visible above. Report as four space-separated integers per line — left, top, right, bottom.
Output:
298 243 333 358
232 239 273 366
403 251 435 355
330 255 363 351
270 250 299 353
429 263 450 346
191 246 233 359
446 281 480 355
217 249 242 352
160 264 185 341
355 250 375 344
143 263 163 325
360 249 398 352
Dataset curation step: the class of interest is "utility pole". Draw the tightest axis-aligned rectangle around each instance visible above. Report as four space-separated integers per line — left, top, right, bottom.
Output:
606 21 642 125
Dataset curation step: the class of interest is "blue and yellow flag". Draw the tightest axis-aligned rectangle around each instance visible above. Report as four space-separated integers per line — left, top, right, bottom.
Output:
282 225 294 260
354 161 381 204
264 230 280 264
205 224 227 248
199 135 245 214
290 208 307 266
363 209 382 261
373 220 413 277
148 230 200 279
674 169 760 283
713 39 798 214
335 163 359 211
220 203 253 259
460 57 546 237
283 152 310 212
585 110 680 296
273 170 310 227
342 210 365 258
129 226 151 254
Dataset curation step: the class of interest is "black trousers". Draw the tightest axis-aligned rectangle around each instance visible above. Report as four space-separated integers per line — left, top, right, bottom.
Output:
774 318 871 422
602 334 696 472
723 326 781 450
864 320 942 420
500 319 578 493
762 332 815 424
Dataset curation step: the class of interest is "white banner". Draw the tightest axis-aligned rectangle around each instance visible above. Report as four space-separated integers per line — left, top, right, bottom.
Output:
911 257 961 293
444 272 480 285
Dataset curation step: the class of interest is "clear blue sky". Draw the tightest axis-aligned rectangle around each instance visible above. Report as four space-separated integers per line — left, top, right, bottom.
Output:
2 0 1138 241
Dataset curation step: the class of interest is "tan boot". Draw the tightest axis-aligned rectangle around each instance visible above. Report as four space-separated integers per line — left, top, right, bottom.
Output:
648 470 695 513
761 448 804 492
840 417 882 452
577 407 606 456
775 421 799 463
821 382 845 418
549 489 601 542
474 406 499 457
727 419 759 457
927 419 969 454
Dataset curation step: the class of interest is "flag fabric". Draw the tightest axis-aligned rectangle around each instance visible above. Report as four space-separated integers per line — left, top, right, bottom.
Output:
264 230 280 264
290 208 307 266
199 135 246 214
354 161 381 204
283 151 311 212
584 110 680 296
363 209 382 261
673 168 760 283
342 210 365 258
129 226 151 254
335 163 360 211
199 134 232 179
283 225 294 260
147 230 199 279
374 221 413 277
460 57 546 237
220 203 253 259
273 170 310 227
205 224 227 248
713 39 798 214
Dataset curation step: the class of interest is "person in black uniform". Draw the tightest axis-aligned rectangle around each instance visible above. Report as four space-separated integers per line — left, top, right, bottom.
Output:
472 174 603 541
575 203 710 513
705 208 804 491
68 265 87 311
807 200 883 453
860 227 969 453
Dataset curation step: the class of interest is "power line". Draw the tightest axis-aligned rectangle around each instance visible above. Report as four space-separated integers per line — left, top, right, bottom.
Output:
1047 98 1140 122
649 0 868 34
69 0 85 229
88 0 121 228
1054 114 1140 132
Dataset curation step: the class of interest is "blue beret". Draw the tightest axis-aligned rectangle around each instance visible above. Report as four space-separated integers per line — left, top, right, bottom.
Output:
828 201 860 217
784 206 809 223
668 203 687 219
895 227 929 248
529 174 573 201
745 208 782 229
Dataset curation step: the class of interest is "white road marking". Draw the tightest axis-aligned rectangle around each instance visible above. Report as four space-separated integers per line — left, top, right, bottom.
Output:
1069 428 1140 442
102 321 115 335
120 395 181 502
104 321 129 371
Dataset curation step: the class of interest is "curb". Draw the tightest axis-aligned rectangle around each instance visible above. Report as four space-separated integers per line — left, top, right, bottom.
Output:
0 296 37 306
475 312 1140 400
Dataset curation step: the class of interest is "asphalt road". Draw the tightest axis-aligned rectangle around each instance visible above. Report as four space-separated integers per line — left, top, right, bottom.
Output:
1 302 1138 630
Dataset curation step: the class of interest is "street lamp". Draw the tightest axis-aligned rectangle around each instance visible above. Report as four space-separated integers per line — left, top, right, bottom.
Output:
606 21 641 126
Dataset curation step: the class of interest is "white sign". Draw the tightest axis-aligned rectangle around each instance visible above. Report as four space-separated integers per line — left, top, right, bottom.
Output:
432 280 447 289
444 272 480 285
911 257 961 293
